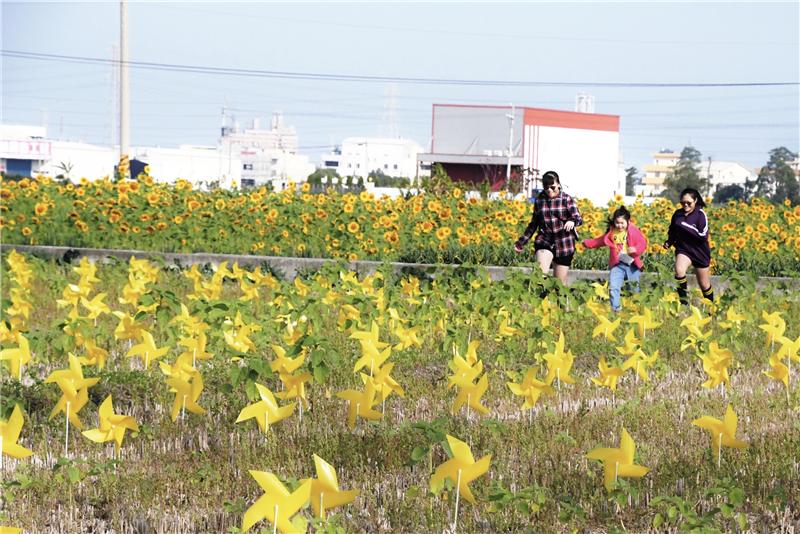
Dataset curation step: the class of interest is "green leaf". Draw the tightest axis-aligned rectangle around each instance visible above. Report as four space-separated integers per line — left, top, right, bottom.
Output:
653 513 664 528
66 466 81 483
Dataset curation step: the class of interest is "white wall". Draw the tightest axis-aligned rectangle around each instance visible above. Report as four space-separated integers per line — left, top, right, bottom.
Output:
322 137 425 179
533 126 620 205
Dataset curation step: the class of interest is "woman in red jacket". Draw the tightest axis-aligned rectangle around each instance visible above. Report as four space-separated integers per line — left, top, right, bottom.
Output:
582 206 648 312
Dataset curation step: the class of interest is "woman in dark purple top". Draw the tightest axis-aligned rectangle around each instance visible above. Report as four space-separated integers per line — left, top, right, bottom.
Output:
662 188 713 304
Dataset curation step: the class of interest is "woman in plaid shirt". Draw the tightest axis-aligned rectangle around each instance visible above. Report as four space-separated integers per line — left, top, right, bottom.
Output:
514 171 584 285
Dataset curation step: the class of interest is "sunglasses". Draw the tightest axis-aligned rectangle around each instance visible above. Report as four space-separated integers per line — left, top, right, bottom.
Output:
681 200 695 206
545 185 559 191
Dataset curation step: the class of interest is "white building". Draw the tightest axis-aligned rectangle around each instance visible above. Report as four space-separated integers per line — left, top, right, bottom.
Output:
417 104 622 205
640 149 755 196
320 137 428 181
0 124 242 189
220 112 315 189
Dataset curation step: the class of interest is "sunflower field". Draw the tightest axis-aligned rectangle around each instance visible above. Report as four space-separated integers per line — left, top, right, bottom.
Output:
2 174 799 276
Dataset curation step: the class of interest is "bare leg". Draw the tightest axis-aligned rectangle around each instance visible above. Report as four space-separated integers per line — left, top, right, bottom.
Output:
674 254 692 278
535 249 554 274
553 264 570 285
695 266 714 301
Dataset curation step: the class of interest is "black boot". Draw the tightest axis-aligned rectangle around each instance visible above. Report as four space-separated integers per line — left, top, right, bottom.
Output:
675 275 688 305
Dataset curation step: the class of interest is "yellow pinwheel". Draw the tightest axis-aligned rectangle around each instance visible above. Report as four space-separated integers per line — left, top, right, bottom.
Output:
430 434 491 505
0 332 32 380
692 404 748 466
236 383 295 432
276 370 313 407
586 428 649 491
681 305 712 332
126 330 169 369
448 354 484 389
615 327 641 357
699 342 733 389
719 307 746 330
306 454 359 519
112 311 145 341
543 333 576 386
759 311 785 348
337 377 383 429
496 314 519 340
622 349 659 382
45 354 100 429
241 471 312 534
628 307 661 340
591 357 625 392
165 367 206 422
270 345 306 375
353 343 391 376
82 395 139 453
80 292 111 320
350 321 389 348
1 404 34 461
361 362 404 402
393 324 422 350
763 354 789 387
775 334 800 365
453 373 490 416
78 339 109 370
507 368 554 410
592 314 620 342
178 330 213 366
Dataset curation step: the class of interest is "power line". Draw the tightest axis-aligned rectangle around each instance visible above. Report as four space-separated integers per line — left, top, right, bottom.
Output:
3 50 797 88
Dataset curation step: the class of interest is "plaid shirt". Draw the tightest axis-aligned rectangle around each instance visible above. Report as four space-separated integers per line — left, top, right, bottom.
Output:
515 192 583 257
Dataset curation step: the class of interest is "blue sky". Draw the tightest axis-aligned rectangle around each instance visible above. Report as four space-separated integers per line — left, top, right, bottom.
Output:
2 1 798 174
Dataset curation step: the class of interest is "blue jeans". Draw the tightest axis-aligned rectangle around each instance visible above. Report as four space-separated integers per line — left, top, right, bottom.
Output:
609 263 641 311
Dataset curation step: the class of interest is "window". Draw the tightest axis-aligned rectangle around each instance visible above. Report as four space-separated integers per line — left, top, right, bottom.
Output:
243 163 253 170
393 164 398 170
384 164 388 170
324 161 339 167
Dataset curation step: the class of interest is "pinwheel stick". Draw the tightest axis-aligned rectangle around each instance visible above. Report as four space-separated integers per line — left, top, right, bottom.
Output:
192 348 197 368
273 504 278 534
65 401 71 457
718 433 722 469
1 436 4 470
320 492 325 520
453 468 462 532
614 461 619 486
181 395 187 422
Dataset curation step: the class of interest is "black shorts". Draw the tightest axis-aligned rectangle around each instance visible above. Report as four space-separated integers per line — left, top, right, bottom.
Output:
534 242 574 267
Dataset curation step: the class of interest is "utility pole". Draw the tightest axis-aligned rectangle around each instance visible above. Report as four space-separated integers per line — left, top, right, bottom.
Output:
119 0 130 179
505 104 515 187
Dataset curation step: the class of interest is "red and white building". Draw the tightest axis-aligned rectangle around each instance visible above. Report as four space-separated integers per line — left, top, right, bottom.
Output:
418 104 623 204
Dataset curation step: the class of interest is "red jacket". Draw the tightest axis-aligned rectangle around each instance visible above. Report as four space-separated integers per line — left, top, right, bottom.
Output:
582 223 648 269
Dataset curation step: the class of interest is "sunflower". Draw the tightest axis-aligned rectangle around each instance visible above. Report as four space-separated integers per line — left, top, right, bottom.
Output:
34 202 48 216
347 221 360 234
21 226 32 236
435 227 451 240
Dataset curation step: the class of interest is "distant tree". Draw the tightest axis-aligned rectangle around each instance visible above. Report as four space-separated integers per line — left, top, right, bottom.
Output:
661 146 710 201
754 146 798 204
713 184 745 204
420 163 457 195
306 168 340 186
624 166 638 196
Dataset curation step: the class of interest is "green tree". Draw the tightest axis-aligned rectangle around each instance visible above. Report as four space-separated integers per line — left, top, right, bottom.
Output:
755 147 799 204
661 146 709 201
624 166 638 196
306 168 340 186
713 184 745 204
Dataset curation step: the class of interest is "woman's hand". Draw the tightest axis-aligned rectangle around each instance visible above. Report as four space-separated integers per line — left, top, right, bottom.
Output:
628 246 637 254
514 243 524 253
662 241 671 250
564 221 575 232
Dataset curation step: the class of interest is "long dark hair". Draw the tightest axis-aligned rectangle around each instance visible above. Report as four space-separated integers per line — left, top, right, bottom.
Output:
538 171 561 197
680 188 706 208
606 205 631 232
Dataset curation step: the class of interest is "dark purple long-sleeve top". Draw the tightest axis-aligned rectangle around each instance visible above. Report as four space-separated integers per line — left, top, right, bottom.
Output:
666 207 711 267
